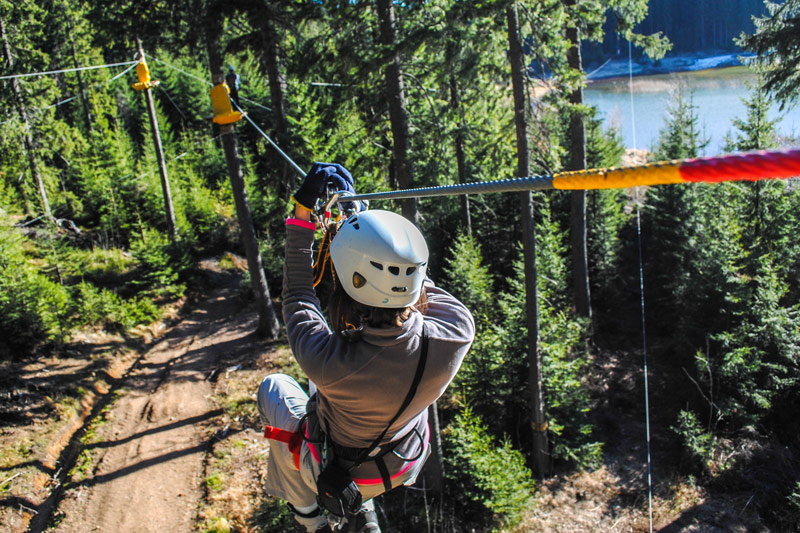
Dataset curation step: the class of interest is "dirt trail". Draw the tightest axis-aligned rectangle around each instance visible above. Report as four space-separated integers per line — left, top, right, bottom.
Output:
48 284 261 533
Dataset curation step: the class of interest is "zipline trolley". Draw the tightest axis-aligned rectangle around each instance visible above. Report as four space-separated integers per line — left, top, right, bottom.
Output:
131 58 159 91
209 82 245 125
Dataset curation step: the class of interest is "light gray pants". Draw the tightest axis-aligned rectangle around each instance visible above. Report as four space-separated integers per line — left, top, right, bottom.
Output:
257 374 325 531
256 374 428 530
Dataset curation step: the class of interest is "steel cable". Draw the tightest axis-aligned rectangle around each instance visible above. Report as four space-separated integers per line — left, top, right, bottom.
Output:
0 60 139 80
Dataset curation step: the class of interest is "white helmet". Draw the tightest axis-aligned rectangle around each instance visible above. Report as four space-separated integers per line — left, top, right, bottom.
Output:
330 210 428 308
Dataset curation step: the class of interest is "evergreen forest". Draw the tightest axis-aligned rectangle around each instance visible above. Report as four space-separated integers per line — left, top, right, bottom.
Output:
1 0 799 531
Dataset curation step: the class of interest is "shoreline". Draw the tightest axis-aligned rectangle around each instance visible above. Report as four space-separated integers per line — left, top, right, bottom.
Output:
585 51 753 81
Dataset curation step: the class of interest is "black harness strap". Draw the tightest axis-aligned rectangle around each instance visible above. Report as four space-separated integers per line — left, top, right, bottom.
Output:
348 321 430 491
287 502 322 518
376 457 392 493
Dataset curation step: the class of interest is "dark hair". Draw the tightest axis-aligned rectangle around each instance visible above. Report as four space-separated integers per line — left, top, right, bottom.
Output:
328 279 428 334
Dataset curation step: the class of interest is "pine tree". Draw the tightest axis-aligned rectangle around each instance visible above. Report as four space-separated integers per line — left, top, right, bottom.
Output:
642 85 710 347
738 0 800 109
723 79 781 252
652 83 709 160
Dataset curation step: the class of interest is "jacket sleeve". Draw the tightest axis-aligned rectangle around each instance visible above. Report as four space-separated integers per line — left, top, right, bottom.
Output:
422 279 476 346
282 222 341 384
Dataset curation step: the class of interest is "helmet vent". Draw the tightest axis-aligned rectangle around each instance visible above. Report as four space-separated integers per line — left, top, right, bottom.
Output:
388 266 400 276
391 286 408 293
370 261 384 271
352 272 367 288
406 267 416 275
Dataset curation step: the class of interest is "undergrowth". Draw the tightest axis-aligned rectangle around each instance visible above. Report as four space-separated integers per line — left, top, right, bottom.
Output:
443 407 535 530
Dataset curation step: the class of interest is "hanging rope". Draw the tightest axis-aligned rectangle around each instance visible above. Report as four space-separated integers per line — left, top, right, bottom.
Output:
307 81 346 87
0 60 139 80
146 54 212 85
109 60 140 83
628 39 637 151
158 85 188 121
149 48 800 198
635 188 654 533
628 38 651 533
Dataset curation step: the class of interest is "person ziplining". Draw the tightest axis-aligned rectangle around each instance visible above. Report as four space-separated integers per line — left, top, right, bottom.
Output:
258 163 476 532
225 65 240 106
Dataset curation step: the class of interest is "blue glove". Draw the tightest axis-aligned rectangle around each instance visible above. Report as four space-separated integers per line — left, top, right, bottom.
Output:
293 162 359 212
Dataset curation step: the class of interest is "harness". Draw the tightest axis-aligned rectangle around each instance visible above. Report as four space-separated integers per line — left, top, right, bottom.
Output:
263 322 429 493
263 425 304 469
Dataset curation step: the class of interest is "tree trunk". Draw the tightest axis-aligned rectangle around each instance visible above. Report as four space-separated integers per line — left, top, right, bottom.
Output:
376 0 418 224
2 16 52 221
205 8 281 339
69 26 93 133
565 4 592 322
422 402 445 495
136 38 177 240
449 74 471 234
699 0 706 50
261 22 294 197
506 2 548 479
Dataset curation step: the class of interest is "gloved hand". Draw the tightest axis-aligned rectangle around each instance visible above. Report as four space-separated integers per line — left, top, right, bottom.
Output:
293 162 356 212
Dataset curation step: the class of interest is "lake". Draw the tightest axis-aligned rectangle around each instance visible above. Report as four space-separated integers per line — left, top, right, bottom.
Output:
585 67 800 157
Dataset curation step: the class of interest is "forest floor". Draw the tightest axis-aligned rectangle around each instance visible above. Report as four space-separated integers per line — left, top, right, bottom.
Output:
0 259 773 533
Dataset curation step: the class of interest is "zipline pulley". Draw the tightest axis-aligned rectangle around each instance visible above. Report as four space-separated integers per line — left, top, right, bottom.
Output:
131 58 159 91
209 83 245 125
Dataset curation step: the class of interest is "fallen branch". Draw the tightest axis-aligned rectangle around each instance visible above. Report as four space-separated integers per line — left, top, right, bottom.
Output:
0 472 22 488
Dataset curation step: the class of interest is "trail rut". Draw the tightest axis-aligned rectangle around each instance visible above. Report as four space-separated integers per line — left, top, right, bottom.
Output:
49 285 260 533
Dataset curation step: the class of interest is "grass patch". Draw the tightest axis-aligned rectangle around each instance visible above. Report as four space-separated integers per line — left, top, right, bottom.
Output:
199 514 233 533
70 449 94 483
64 247 136 287
68 401 114 482
206 472 225 492
0 439 34 468
222 397 258 422
271 346 308 390
250 498 295 532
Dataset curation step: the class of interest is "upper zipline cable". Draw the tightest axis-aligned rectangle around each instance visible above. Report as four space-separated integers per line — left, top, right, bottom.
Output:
0 60 139 80
109 60 140 83
0 60 140 125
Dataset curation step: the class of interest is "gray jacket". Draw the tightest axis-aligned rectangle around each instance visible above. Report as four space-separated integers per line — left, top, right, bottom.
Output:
282 223 475 471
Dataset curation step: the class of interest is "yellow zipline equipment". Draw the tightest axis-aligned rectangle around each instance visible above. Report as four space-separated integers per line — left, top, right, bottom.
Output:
209 82 245 125
131 58 159 91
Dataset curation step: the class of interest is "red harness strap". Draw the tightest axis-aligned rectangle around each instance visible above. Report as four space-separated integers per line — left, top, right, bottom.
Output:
264 425 303 469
